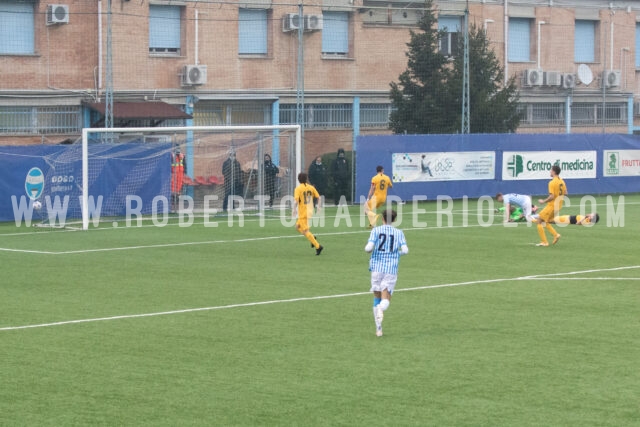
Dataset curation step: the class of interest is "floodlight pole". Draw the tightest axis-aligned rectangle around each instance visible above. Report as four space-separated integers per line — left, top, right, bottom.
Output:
296 3 305 167
105 0 113 134
461 0 470 134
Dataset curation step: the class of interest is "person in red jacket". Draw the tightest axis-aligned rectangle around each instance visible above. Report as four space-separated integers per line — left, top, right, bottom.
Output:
171 151 185 209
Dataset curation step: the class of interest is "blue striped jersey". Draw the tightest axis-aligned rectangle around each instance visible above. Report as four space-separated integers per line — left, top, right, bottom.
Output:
502 193 530 209
368 224 407 275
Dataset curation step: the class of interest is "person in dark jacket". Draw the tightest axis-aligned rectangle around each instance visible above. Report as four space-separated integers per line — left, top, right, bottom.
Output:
222 151 243 211
332 148 349 204
308 156 327 196
263 153 279 207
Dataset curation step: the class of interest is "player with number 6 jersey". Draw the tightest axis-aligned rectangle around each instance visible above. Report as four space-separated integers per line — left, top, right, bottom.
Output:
365 165 393 228
365 209 408 337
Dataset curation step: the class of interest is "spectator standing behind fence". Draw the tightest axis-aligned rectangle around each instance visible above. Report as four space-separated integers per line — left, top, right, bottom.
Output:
171 151 185 209
263 153 279 207
308 156 327 206
332 148 349 205
222 151 243 211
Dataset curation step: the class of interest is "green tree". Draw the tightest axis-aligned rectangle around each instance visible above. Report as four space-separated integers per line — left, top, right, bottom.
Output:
389 3 520 134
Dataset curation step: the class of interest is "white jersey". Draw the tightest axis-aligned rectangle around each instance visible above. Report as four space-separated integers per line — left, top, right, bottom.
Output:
502 193 533 218
367 225 407 275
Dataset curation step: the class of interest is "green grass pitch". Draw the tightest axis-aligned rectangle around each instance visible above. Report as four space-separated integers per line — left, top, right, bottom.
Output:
1 195 639 426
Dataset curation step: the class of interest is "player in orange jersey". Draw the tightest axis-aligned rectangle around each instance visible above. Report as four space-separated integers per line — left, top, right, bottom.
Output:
535 165 567 246
293 172 323 255
365 165 393 228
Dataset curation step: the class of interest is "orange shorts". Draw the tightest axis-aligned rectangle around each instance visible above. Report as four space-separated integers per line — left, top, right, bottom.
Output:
538 205 556 223
367 197 384 211
296 218 309 233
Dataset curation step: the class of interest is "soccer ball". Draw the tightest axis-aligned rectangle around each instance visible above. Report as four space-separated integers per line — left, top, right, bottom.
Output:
33 200 42 210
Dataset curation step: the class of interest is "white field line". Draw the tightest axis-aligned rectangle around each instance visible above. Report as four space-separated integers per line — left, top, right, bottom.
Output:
0 211 461 237
0 247 57 254
0 223 498 255
518 265 640 279
1 265 638 332
527 277 640 280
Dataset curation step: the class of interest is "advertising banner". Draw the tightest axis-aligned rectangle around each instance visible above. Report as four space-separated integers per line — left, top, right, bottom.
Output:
603 150 640 176
0 144 170 222
502 151 597 180
392 151 495 182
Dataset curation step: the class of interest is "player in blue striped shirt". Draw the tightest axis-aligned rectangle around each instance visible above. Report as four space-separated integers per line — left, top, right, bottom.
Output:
365 209 409 337
495 192 536 222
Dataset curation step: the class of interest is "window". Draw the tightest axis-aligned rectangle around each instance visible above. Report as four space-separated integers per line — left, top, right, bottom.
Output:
149 5 181 54
571 102 626 126
0 1 35 55
508 18 531 62
438 16 461 57
239 9 268 55
322 12 349 56
193 103 271 126
517 103 564 126
636 23 640 68
230 104 271 125
280 104 352 128
193 106 225 126
360 104 394 128
0 106 82 134
575 20 596 63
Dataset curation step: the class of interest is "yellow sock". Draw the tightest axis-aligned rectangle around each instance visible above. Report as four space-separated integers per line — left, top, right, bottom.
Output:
537 224 548 244
367 210 377 226
305 231 319 249
545 223 559 237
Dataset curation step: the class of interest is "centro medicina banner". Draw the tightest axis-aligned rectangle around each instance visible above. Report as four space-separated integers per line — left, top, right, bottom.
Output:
502 151 597 180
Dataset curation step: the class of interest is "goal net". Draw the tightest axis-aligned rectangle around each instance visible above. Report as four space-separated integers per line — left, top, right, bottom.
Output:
61 125 300 230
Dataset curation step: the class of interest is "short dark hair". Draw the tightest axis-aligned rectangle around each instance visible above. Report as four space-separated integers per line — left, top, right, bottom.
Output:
594 213 600 223
381 209 397 224
552 165 561 175
376 165 383 173
298 172 308 184
495 192 503 200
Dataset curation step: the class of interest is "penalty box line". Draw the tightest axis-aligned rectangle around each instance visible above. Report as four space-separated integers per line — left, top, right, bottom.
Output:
1 264 638 332
0 223 503 255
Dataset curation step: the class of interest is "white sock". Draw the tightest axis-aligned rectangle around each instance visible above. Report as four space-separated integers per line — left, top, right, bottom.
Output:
379 299 390 311
372 306 381 328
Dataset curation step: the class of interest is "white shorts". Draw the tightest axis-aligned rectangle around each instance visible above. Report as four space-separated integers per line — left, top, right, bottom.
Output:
370 271 398 293
520 197 533 220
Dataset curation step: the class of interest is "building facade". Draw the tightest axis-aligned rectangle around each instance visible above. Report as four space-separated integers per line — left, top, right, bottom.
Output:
1 0 640 163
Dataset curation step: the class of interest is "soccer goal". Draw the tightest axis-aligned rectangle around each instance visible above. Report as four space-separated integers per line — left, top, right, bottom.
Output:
73 125 301 230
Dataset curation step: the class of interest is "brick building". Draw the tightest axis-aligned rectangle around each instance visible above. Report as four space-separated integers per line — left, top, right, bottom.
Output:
1 0 639 163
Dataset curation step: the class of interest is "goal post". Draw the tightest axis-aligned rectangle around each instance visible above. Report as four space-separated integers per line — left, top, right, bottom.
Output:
81 125 301 230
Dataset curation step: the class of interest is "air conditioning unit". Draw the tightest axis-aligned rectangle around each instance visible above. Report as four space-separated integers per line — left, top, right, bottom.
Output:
603 70 621 88
304 14 323 31
282 13 301 32
46 4 69 25
562 73 576 89
544 71 562 86
524 69 543 86
181 65 207 86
